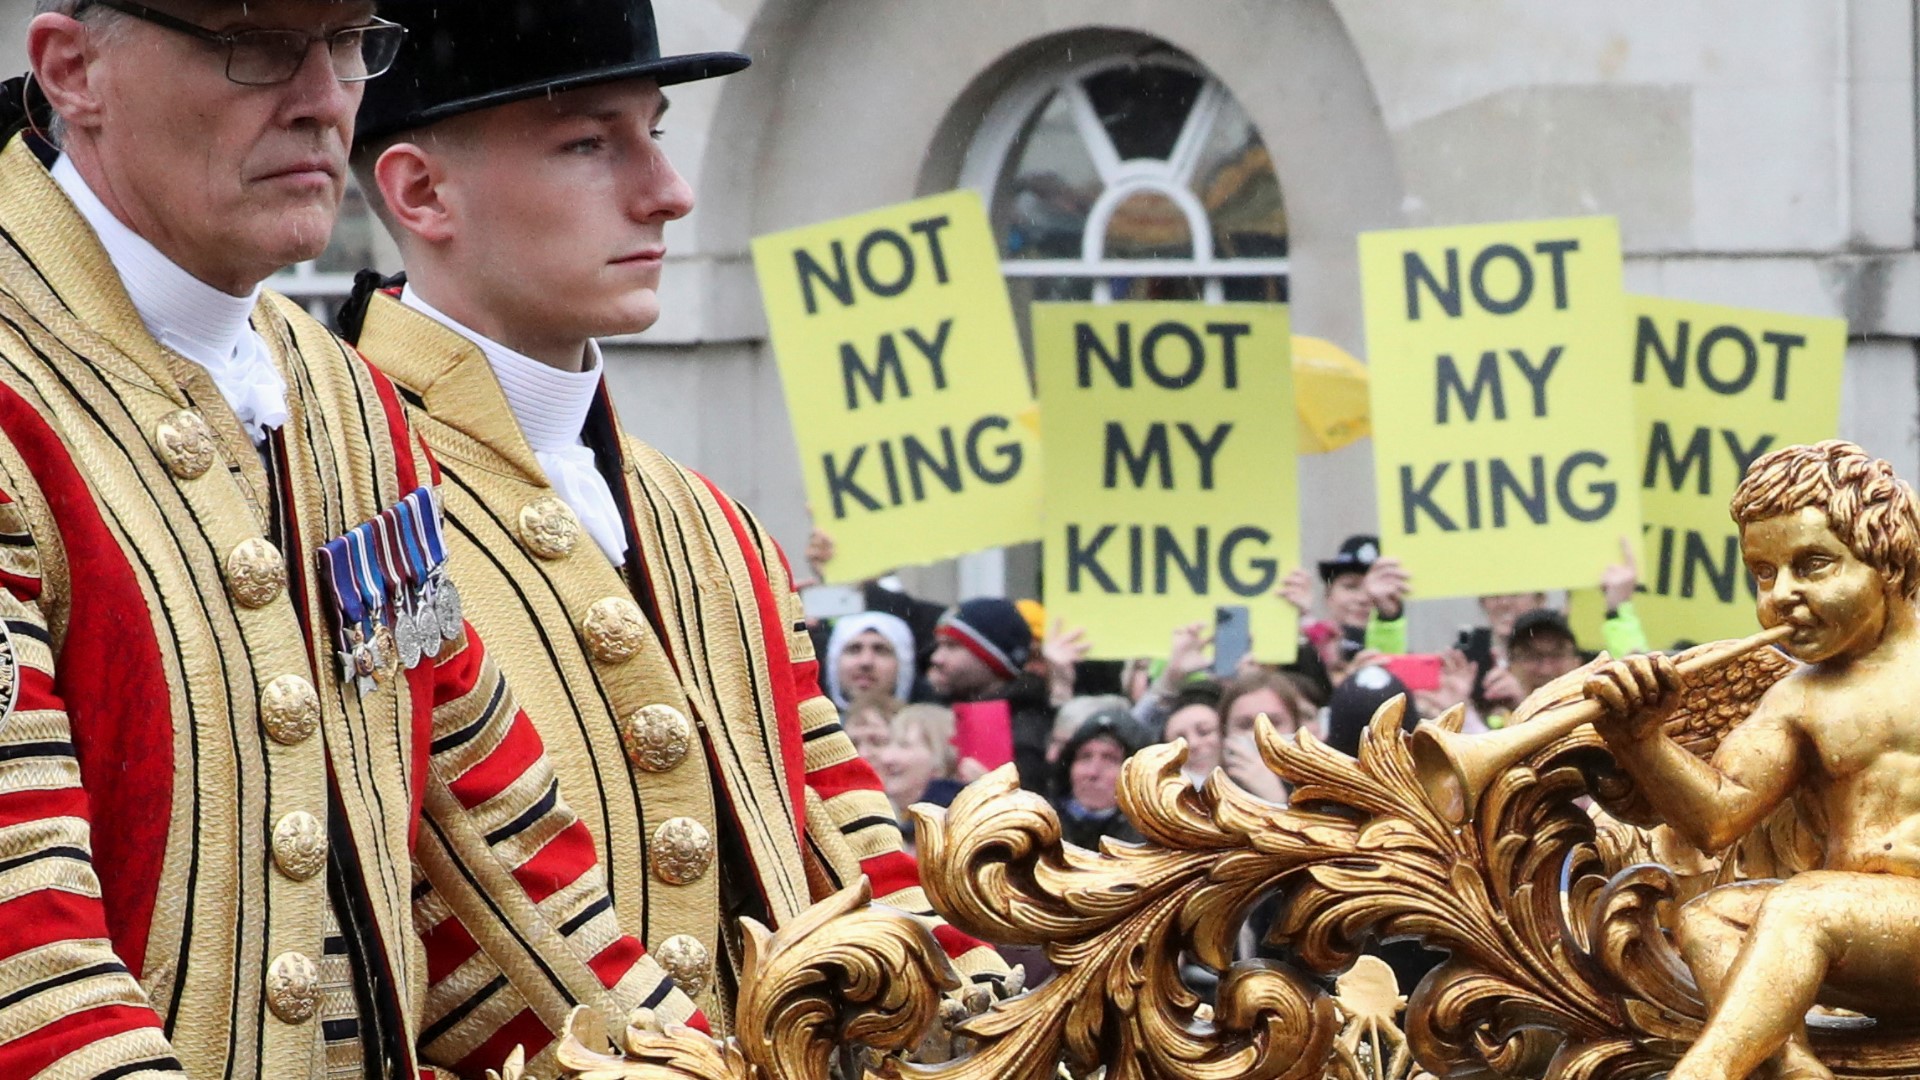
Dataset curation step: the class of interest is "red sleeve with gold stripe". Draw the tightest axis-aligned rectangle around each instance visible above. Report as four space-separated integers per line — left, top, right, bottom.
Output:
412 622 705 1076
713 493 1007 985
0 489 188 1078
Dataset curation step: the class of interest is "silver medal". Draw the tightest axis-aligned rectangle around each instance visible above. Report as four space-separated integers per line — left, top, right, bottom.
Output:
436 575 463 640
395 603 422 669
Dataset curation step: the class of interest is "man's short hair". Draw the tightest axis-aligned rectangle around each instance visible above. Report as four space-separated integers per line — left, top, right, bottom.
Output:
1730 440 1920 600
32 0 127 144
1509 608 1576 653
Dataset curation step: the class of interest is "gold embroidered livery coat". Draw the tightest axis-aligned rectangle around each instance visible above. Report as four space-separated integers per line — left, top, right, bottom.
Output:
0 139 695 1080
352 293 1002 1023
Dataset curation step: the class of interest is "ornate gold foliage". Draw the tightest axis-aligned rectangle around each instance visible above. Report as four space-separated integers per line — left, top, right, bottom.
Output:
553 878 957 1080
905 678 1849 1080
554 629 1920 1079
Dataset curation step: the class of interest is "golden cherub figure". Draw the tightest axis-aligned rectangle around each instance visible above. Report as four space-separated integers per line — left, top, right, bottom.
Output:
1587 440 1920 1080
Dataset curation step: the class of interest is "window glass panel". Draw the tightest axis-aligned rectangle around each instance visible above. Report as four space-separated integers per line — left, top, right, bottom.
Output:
1007 276 1095 376
1190 99 1288 260
1081 63 1203 162
1222 275 1289 303
994 90 1103 260
1103 190 1192 261
1110 276 1204 302
314 179 378 275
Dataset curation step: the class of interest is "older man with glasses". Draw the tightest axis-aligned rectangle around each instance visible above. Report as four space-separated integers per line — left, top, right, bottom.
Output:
0 2 700 1077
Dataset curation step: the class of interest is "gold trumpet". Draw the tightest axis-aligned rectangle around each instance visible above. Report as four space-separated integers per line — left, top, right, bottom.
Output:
1410 624 1795 825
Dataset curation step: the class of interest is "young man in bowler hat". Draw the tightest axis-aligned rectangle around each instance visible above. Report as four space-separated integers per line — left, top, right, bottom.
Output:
0 0 697 1076
340 0 1007 1030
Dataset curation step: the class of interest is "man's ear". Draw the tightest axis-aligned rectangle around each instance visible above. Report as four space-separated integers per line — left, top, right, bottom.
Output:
372 142 457 247
28 12 105 134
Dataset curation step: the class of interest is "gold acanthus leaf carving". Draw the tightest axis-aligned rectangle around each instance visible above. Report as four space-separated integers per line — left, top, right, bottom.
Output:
909 698 1712 1080
553 877 958 1080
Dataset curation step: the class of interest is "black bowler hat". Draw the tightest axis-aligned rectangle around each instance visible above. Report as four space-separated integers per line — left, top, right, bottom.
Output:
355 0 750 147
1317 534 1380 585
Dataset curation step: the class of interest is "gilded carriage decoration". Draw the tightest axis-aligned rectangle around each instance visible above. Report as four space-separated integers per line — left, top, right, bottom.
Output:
555 444 1920 1080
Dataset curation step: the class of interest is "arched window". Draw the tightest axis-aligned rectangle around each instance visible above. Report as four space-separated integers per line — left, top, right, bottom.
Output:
952 44 1287 597
967 48 1288 317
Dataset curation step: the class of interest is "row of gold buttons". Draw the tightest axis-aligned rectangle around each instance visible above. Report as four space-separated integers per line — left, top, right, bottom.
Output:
517 494 717 1003
162 409 328 1027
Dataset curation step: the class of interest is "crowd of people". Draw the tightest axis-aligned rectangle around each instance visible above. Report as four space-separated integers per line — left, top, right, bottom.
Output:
807 529 1655 836
803 528 1661 989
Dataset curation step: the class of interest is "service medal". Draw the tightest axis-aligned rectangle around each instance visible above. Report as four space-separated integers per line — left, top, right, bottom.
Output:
372 623 400 681
436 573 464 641
395 604 422 670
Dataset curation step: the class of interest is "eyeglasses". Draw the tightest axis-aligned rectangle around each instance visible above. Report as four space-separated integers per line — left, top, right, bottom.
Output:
72 0 406 86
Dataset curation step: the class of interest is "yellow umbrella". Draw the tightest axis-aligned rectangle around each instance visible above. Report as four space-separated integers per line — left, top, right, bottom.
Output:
1293 335 1370 454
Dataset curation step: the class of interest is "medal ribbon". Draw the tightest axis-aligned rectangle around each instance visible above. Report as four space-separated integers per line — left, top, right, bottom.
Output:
396 497 434 594
319 538 364 631
413 487 449 569
346 525 387 628
373 510 410 610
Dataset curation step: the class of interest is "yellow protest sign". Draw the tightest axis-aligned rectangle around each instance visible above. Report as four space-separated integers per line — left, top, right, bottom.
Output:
1570 297 1847 648
1359 216 1642 599
1033 302 1299 662
752 191 1042 582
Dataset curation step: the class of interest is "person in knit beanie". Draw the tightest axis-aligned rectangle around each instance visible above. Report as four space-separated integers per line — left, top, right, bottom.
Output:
930 598 1056 793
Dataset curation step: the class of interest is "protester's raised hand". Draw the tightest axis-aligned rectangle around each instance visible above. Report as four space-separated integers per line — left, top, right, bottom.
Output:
1481 666 1525 710
1364 557 1411 619
1416 648 1479 718
1163 621 1213 687
1600 535 1640 610
1224 733 1288 802
1235 645 1266 680
804 527 836 581
1044 619 1091 707
1278 568 1315 615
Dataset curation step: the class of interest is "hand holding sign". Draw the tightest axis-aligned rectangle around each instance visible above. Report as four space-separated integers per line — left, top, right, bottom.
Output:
1364 557 1411 620
1600 536 1639 611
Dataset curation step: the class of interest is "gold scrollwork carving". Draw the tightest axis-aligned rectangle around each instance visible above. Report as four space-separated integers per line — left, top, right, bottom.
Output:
552 878 957 1079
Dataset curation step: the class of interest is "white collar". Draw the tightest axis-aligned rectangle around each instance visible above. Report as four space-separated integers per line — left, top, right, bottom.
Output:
51 155 262 371
399 285 602 453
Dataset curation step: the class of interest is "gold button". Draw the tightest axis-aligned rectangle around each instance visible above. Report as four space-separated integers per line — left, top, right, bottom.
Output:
654 934 712 1000
154 410 216 480
518 496 580 560
226 538 285 608
271 811 326 881
622 704 692 773
266 951 319 1023
582 597 647 664
260 675 320 745
651 817 713 885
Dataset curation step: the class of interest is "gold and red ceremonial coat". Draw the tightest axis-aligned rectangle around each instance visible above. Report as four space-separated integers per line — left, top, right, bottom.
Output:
353 293 1002 1028
0 139 695 1079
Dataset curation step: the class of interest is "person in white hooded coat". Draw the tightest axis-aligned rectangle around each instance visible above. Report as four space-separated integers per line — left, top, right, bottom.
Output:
824 610 920 708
